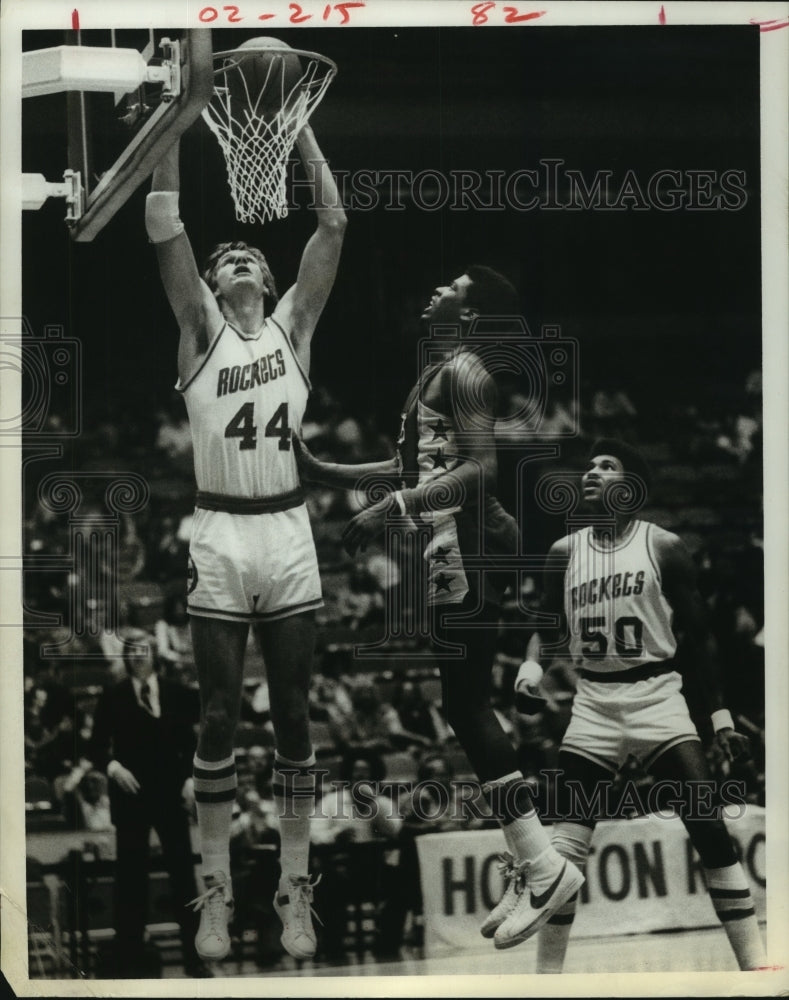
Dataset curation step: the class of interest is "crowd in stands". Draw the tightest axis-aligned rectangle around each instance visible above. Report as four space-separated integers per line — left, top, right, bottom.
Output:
22 366 766 967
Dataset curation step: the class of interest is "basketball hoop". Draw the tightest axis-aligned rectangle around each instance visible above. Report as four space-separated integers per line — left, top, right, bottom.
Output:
203 40 337 225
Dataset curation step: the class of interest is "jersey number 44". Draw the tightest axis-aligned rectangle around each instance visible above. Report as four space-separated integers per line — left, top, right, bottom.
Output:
224 401 292 451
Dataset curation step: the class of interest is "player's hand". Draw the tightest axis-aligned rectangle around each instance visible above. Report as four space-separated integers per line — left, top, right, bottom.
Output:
341 498 392 556
513 660 547 715
714 727 751 764
112 765 141 795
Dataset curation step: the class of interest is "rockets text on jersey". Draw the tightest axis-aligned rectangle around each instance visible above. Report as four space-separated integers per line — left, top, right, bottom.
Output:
177 314 310 499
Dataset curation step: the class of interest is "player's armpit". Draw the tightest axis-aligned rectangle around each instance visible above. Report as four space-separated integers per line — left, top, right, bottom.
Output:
286 220 346 351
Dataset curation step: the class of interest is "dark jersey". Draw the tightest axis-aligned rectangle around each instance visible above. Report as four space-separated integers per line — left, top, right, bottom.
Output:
395 357 518 607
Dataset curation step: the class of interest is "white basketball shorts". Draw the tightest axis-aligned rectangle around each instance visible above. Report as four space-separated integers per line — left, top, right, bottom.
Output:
561 668 700 773
187 502 322 623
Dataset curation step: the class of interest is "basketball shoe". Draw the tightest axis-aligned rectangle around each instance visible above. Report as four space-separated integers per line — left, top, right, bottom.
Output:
494 855 584 949
273 874 322 960
190 870 233 961
480 853 529 938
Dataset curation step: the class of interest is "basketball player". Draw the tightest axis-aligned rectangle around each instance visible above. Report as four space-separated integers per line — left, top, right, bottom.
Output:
145 124 346 963
513 439 767 967
296 266 584 946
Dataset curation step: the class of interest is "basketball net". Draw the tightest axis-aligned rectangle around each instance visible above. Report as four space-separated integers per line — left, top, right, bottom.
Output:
202 50 336 225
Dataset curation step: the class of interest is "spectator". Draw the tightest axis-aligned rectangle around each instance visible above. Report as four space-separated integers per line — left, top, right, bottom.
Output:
400 750 488 837
89 629 209 978
391 679 450 748
240 679 276 745
715 370 762 466
154 587 194 679
312 753 402 962
57 765 113 833
148 514 191 585
375 750 488 957
334 565 386 630
24 656 89 785
327 676 418 755
227 757 282 968
116 513 147 584
242 745 277 805
716 413 760 465
154 393 194 478
311 751 402 847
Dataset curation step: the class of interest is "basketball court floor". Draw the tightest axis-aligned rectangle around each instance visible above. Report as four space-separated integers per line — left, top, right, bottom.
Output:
163 924 761 980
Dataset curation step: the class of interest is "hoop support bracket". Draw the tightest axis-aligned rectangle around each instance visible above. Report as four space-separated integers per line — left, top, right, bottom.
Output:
149 38 181 102
22 170 84 223
22 41 182 100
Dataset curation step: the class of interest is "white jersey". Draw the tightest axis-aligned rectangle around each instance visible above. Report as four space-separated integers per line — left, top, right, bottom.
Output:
177 315 309 499
564 520 677 673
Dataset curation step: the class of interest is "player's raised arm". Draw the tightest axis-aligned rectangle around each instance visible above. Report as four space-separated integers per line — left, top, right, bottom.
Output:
275 125 347 366
146 140 222 378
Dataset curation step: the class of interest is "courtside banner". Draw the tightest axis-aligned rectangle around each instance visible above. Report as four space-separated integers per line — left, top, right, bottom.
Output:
416 807 766 957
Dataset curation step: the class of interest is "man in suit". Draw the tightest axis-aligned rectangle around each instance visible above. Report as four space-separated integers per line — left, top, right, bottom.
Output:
90 628 210 977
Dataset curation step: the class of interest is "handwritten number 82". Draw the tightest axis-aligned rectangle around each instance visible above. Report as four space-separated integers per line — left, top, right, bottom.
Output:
471 3 546 25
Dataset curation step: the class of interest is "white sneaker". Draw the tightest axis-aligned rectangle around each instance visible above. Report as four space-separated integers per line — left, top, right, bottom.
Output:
273 874 322 960
189 871 234 961
480 853 528 939
494 857 584 950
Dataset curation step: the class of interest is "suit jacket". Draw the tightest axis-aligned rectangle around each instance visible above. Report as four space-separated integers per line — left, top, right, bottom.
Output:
90 676 199 806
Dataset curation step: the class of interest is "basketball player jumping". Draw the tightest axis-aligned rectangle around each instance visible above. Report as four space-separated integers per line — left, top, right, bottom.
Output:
145 125 346 963
514 439 767 969
296 266 584 947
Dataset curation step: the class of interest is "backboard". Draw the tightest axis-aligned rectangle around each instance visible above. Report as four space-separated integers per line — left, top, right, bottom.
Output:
22 27 213 241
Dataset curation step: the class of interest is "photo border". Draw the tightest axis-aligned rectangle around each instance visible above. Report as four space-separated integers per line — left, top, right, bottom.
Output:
1 2 787 996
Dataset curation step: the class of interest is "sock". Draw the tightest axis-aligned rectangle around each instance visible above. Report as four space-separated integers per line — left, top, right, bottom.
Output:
705 863 767 970
193 753 237 883
483 772 554 868
273 751 317 885
536 822 593 974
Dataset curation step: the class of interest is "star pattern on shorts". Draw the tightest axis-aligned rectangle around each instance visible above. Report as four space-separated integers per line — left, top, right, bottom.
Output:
431 419 449 442
434 572 454 593
431 547 451 565
431 447 448 470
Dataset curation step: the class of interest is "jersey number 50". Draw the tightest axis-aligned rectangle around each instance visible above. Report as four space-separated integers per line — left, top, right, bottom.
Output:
224 402 291 451
581 615 644 659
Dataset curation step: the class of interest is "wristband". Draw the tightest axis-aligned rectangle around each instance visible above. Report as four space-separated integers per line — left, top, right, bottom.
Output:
711 709 734 732
145 191 184 243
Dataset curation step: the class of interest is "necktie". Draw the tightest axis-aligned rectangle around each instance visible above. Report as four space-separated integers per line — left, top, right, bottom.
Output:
140 681 155 716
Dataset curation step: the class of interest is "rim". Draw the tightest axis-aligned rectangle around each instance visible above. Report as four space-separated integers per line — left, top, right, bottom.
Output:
210 46 338 78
